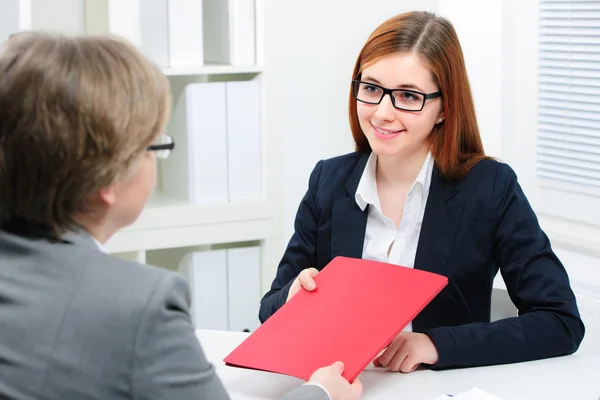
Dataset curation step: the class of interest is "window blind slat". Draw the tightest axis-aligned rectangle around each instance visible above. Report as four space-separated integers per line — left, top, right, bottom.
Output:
540 4 600 12
537 163 600 180
539 83 600 96
539 59 600 71
540 51 600 62
539 75 600 87
539 126 600 141
540 67 600 79
538 139 600 156
540 10 600 19
539 91 600 104
540 27 600 36
537 171 600 188
538 145 600 163
539 98 600 113
541 20 600 28
540 36 600 44
540 43 599 53
538 114 600 130
539 107 600 123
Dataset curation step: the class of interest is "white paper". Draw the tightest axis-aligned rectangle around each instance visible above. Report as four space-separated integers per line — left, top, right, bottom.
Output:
433 388 504 400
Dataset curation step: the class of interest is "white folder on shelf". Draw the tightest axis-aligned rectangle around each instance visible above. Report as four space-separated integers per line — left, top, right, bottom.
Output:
84 0 140 44
83 0 168 67
139 0 169 67
203 0 255 66
161 82 228 204
31 0 85 34
226 80 262 201
230 0 256 65
227 246 261 332
167 0 204 67
179 250 228 330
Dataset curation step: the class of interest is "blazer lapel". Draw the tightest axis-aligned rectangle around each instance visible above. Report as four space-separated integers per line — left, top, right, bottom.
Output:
330 152 370 260
414 167 464 275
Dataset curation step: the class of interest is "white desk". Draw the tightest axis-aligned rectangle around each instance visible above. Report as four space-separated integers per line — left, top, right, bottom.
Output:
196 329 600 400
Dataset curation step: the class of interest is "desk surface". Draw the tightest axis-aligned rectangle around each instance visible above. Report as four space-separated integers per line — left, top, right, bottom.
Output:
196 329 600 400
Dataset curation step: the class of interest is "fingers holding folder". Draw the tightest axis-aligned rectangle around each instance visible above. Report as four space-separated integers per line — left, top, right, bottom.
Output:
307 361 363 400
286 267 320 302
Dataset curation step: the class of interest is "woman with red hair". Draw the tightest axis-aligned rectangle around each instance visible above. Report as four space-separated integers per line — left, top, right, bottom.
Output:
260 11 584 373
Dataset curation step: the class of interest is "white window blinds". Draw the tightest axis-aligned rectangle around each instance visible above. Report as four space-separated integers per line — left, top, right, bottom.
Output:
537 0 600 190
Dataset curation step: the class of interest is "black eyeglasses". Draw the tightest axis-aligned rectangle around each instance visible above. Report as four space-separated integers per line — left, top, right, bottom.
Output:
351 80 442 112
147 133 175 159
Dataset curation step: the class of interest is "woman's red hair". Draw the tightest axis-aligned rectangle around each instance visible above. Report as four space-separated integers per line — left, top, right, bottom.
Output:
349 11 488 180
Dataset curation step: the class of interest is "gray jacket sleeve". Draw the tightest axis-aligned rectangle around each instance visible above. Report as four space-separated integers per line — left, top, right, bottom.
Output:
130 272 330 400
281 384 331 400
131 273 230 400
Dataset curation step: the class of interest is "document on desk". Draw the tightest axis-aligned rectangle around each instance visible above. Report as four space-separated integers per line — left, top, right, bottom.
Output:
223 256 448 382
433 387 504 399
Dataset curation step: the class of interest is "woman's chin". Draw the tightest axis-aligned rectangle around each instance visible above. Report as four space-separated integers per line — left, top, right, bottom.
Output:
369 143 406 158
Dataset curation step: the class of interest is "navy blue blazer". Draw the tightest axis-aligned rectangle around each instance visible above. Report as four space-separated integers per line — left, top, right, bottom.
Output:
259 151 585 370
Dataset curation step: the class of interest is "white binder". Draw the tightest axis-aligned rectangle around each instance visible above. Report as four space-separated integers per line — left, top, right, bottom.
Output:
84 0 140 45
1 0 31 41
227 246 261 332
83 0 168 67
203 0 255 65
179 250 228 330
161 82 228 204
139 0 169 67
31 0 85 34
167 0 204 67
226 80 262 201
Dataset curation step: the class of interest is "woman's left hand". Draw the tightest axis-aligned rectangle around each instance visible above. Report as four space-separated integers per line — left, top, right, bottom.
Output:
372 332 439 373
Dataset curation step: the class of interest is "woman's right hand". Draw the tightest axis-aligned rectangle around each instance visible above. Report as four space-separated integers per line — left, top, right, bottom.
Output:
286 267 320 302
307 361 363 400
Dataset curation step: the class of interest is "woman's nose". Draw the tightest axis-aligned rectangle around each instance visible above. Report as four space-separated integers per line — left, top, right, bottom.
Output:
374 93 396 121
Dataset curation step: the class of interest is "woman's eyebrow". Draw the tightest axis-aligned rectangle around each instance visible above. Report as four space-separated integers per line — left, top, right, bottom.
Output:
361 75 424 92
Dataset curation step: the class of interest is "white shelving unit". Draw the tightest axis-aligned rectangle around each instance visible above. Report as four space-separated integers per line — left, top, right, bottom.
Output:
104 0 282 295
162 64 264 76
6 0 282 294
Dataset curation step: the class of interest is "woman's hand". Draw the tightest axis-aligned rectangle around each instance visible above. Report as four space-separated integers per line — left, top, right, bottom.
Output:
373 332 439 373
286 267 320 302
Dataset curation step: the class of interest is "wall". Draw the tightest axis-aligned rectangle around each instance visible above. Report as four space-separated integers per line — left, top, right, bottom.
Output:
438 0 504 160
263 0 438 245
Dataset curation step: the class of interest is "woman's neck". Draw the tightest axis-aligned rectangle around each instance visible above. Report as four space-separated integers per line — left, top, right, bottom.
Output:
376 147 430 188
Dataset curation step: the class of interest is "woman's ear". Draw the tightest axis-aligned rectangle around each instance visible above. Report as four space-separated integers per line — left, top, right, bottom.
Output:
436 112 445 124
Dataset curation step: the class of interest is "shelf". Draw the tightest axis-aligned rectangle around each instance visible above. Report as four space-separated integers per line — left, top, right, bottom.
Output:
122 191 276 232
105 218 282 253
162 63 264 76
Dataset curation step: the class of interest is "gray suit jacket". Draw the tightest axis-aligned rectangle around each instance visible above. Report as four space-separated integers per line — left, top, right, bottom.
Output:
0 227 328 400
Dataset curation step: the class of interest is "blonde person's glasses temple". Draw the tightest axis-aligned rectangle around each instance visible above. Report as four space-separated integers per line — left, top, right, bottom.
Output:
147 132 175 159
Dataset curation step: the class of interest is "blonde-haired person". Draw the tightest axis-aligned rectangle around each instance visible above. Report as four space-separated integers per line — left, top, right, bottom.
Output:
259 11 584 372
0 32 361 400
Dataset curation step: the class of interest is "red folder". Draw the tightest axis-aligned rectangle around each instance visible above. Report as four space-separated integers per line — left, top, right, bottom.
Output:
223 256 448 382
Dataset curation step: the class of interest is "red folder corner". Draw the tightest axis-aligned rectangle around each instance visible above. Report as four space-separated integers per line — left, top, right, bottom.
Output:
223 256 448 382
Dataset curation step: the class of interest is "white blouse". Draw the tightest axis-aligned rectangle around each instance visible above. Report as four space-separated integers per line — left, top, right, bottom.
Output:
354 151 434 332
